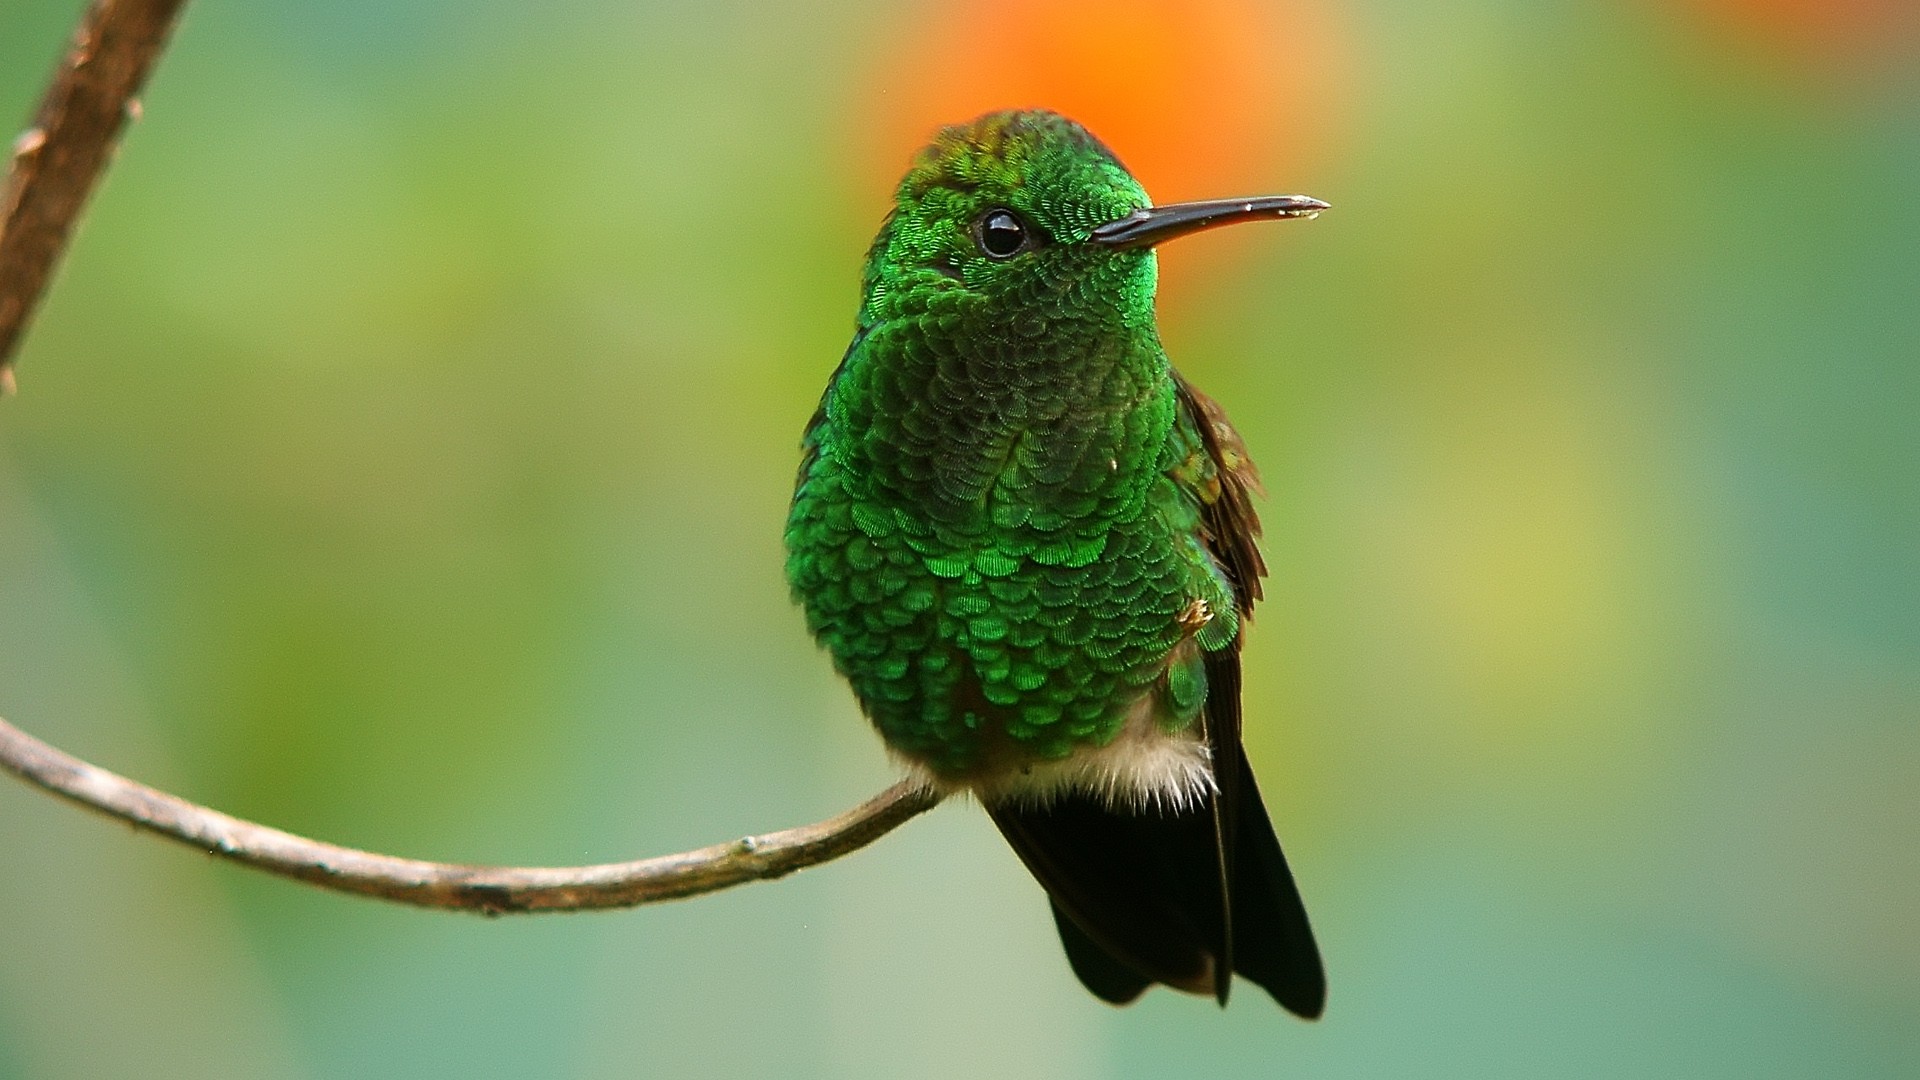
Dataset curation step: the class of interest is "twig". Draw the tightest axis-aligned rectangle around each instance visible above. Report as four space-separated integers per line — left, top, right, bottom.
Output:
0 714 940 913
0 0 190 380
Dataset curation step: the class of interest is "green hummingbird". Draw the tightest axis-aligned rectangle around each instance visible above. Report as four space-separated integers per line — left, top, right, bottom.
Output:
786 109 1327 1016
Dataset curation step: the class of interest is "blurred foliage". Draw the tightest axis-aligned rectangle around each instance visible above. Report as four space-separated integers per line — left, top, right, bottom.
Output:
0 0 1915 1077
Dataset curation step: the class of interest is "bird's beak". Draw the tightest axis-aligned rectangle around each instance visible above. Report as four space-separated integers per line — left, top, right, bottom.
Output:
1088 195 1329 250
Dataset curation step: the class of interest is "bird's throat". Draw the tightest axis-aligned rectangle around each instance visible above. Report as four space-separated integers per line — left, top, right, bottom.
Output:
836 318 1174 535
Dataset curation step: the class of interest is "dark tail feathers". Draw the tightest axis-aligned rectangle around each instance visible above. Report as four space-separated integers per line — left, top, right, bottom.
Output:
987 755 1325 1018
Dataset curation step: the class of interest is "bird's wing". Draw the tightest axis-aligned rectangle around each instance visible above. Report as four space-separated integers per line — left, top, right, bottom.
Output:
1167 371 1264 1002
1170 369 1266 618
1177 371 1324 1016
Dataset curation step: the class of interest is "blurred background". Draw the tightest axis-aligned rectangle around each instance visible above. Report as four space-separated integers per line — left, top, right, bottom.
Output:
1 0 1915 1076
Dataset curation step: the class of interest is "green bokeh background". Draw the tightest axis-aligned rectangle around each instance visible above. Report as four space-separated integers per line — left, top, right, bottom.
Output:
1 1 1915 1077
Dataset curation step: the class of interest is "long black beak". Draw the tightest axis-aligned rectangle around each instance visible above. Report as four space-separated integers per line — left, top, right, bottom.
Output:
1089 195 1329 250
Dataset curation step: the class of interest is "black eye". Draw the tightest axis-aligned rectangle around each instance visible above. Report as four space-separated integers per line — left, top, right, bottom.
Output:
975 209 1030 259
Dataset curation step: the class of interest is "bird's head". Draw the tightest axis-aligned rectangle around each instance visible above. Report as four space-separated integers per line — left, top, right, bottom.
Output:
856 110 1324 335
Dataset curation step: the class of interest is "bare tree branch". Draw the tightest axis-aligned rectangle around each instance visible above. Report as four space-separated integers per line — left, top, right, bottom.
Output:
0 714 940 913
0 0 190 384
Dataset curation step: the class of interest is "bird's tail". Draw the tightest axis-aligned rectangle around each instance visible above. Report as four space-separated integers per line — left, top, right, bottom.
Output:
986 752 1324 1017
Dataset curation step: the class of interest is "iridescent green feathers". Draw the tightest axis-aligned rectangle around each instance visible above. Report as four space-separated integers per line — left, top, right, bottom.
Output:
785 110 1254 784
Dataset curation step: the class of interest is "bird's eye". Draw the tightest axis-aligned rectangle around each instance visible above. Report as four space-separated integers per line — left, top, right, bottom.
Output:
975 209 1030 259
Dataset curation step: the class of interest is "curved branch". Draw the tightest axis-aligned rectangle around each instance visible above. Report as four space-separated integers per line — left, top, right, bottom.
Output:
0 714 940 913
0 0 190 383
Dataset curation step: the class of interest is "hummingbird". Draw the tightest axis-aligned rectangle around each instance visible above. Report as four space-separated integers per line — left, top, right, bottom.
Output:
786 109 1326 1016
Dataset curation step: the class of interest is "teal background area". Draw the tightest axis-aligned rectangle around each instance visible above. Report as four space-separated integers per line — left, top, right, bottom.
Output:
1 1 1915 1076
